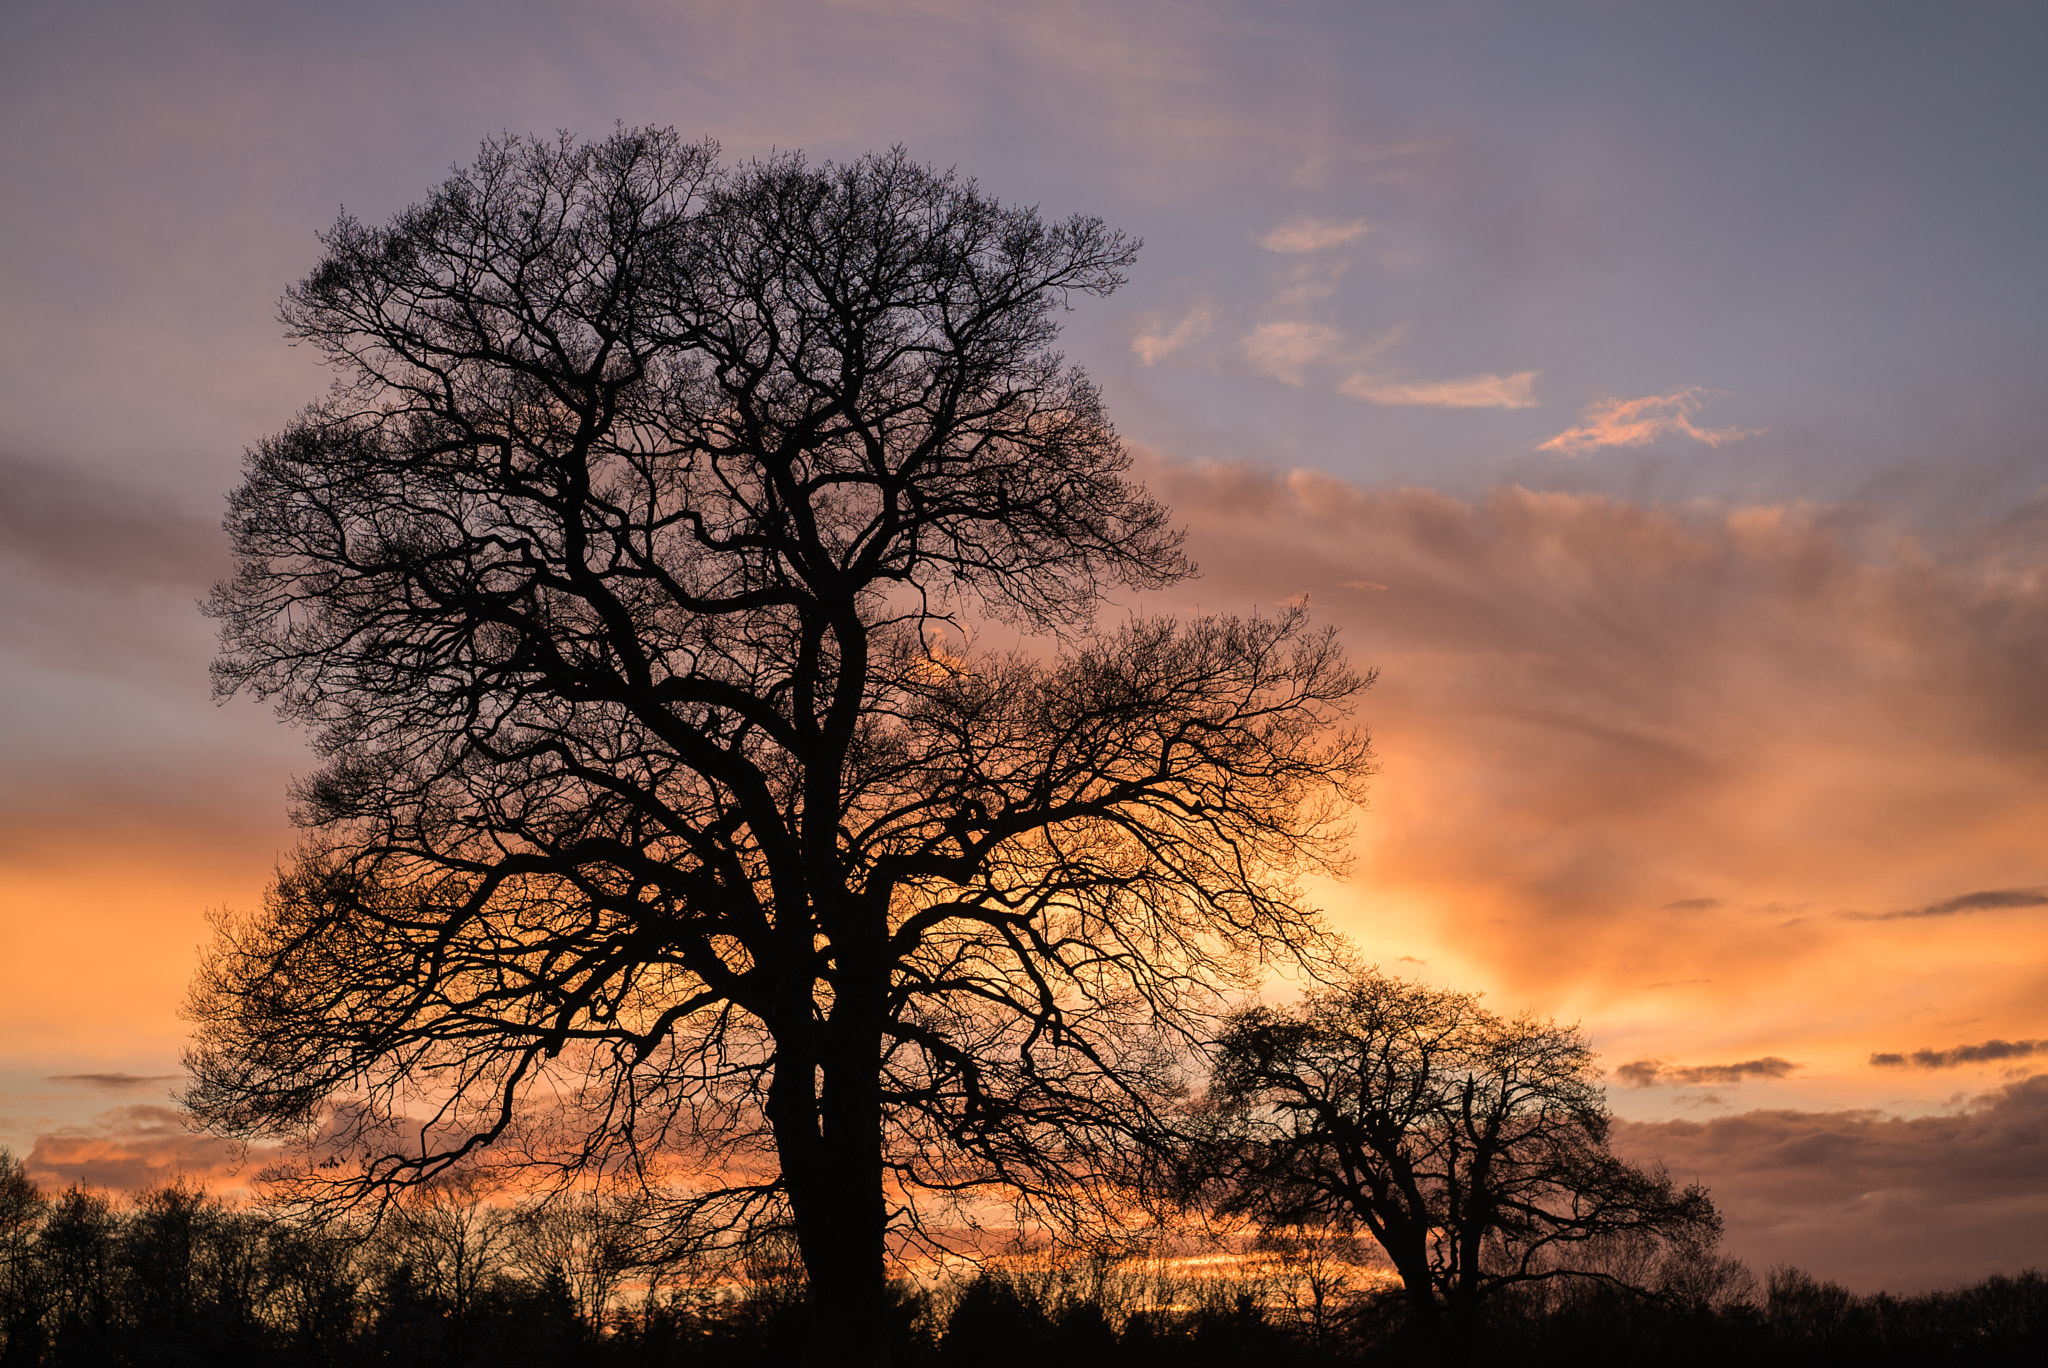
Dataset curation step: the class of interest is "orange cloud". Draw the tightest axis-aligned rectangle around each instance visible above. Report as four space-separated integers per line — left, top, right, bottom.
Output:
24 1104 271 1194
1143 458 2048 1126
1538 386 1762 454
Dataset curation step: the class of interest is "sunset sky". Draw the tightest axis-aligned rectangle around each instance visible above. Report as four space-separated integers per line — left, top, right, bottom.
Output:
4 0 2046 1293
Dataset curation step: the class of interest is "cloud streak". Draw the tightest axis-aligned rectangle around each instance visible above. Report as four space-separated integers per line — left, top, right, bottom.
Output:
1131 298 1217 366
1538 386 1762 454
1616 1057 1798 1088
1871 1039 2048 1070
1841 887 2048 922
1238 320 1348 385
44 1073 180 1091
1256 215 1370 254
1340 369 1540 409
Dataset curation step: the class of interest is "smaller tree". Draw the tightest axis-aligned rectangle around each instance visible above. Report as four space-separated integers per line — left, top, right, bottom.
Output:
37 1186 118 1355
502 1192 646 1331
1204 972 1718 1359
0 1152 48 1363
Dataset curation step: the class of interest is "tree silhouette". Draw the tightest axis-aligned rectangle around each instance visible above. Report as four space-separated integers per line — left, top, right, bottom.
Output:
185 127 1371 1365
1204 972 1719 1360
37 1186 115 1357
0 1152 49 1364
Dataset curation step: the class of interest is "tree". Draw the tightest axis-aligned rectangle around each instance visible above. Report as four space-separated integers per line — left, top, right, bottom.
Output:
38 1186 116 1355
502 1191 644 1332
0 1152 48 1363
185 127 1371 1365
1205 972 1718 1359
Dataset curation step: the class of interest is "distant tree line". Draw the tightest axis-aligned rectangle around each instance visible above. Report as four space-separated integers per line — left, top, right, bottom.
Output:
1 1146 2044 1367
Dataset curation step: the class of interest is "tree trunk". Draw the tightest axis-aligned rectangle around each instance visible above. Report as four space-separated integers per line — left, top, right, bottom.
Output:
771 973 892 1368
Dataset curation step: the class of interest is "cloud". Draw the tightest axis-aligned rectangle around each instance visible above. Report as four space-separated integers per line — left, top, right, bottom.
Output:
1239 320 1348 385
44 1073 180 1091
1538 386 1763 454
1256 216 1371 254
1616 1057 1798 1088
1841 887 2048 922
1131 298 1217 366
1870 1039 2048 1070
23 1105 266 1193
1340 370 1540 408
1616 1076 2048 1290
1141 458 2048 1135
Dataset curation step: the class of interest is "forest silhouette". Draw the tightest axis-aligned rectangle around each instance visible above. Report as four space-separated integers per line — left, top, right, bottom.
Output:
2 1148 2045 1367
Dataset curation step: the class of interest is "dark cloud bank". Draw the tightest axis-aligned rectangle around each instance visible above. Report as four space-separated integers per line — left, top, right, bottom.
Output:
1842 886 2048 922
1616 1075 2048 1292
1615 1057 1797 1088
1871 1039 2048 1070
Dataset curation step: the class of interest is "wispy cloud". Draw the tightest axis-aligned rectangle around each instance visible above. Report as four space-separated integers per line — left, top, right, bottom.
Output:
1538 386 1762 454
1616 1057 1798 1088
44 1073 179 1091
1239 320 1350 385
1341 370 1540 409
1131 298 1217 366
1256 215 1370 254
1168 216 1533 412
1871 1039 2048 1069
1841 887 2048 922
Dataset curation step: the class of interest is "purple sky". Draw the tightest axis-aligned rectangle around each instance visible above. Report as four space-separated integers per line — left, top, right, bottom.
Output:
3 0 2046 1292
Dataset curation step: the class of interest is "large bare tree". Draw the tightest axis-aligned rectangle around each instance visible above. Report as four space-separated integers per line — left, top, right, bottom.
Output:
186 127 1371 1365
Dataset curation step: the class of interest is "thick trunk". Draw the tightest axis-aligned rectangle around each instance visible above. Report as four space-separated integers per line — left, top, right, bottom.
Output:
770 969 892 1368
792 1163 889 1368
1375 1227 1452 1359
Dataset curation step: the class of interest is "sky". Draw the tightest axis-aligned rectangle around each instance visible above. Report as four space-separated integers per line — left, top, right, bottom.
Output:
2 0 2046 1293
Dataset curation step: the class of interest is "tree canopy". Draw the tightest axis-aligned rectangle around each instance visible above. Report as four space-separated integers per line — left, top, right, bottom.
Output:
186 127 1372 1366
1205 972 1719 1357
